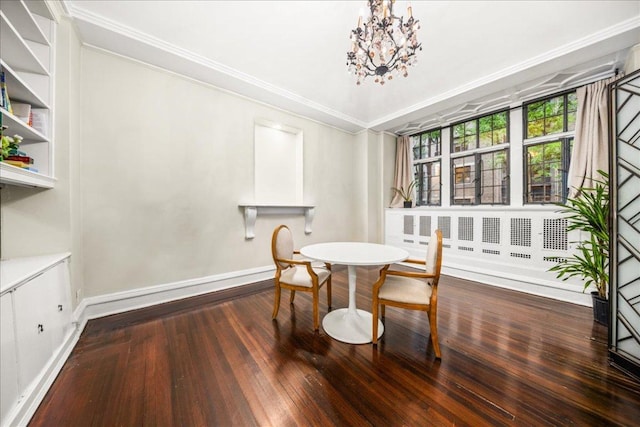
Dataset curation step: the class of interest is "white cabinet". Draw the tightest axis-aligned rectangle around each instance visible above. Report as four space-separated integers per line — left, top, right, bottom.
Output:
0 253 72 427
0 0 56 188
0 294 19 425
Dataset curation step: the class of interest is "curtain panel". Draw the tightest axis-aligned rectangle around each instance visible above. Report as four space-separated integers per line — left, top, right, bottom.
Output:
567 75 620 197
390 135 413 207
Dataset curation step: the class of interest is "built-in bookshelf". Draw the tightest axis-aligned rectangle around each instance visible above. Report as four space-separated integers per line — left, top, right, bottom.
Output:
0 0 55 188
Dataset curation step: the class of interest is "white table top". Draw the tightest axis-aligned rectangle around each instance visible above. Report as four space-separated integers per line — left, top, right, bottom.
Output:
300 242 408 266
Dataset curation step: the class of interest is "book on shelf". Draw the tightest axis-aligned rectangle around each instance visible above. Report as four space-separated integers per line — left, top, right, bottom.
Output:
0 71 12 113
5 155 33 164
3 160 29 168
12 103 31 125
0 72 4 109
31 108 48 136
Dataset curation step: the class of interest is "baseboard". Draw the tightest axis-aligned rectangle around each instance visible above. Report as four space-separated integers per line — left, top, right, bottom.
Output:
399 260 591 306
442 265 591 306
74 264 275 328
5 265 275 427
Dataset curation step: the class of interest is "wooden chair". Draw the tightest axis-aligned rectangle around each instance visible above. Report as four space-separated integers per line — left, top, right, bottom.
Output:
372 229 443 358
271 225 332 331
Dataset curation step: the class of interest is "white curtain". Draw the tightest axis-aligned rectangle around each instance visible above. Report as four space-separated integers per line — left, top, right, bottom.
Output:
390 135 413 207
567 75 619 198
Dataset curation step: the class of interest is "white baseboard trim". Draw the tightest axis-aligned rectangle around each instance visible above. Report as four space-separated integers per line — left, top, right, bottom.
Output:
74 264 276 330
5 265 275 427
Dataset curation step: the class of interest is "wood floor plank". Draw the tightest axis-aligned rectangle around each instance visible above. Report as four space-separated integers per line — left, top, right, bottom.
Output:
29 267 640 426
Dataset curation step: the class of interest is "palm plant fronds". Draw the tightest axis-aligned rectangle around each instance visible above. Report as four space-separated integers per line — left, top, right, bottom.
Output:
549 170 609 299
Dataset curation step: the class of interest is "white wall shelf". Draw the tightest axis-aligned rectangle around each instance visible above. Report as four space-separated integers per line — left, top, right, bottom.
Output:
0 1 55 189
0 162 55 188
239 204 315 239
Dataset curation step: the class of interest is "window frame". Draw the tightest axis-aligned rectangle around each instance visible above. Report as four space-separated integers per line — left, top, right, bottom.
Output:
523 89 577 140
451 109 510 154
523 137 573 205
411 128 443 207
522 89 577 204
449 110 511 206
450 148 511 206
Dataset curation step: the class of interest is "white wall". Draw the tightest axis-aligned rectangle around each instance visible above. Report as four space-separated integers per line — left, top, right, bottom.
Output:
79 48 365 298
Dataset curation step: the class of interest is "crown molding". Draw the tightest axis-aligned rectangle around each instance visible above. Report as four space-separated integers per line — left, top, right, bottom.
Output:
62 2 639 134
65 3 368 133
369 15 640 132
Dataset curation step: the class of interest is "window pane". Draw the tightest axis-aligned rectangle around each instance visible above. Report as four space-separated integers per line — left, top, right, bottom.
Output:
420 134 428 158
493 111 507 129
465 121 476 136
480 150 509 204
567 92 578 113
545 114 563 134
412 136 421 160
453 124 464 139
545 96 564 117
428 130 441 157
525 141 564 203
567 111 576 132
479 116 492 133
528 119 545 138
452 155 475 205
525 91 576 138
479 131 493 148
415 160 441 206
426 161 441 205
494 127 507 144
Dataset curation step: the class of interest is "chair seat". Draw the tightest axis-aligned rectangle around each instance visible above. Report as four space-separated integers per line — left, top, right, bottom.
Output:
378 275 433 305
281 265 330 288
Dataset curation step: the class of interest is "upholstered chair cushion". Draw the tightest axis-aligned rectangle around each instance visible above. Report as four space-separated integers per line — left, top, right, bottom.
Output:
425 232 439 274
378 275 433 304
275 226 294 268
280 265 331 288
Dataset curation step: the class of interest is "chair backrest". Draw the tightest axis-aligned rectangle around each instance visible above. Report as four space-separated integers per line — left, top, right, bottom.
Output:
425 229 443 285
272 225 294 269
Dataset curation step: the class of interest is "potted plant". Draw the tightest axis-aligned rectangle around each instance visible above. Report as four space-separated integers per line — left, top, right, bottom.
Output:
549 170 609 325
392 180 416 208
1 126 23 161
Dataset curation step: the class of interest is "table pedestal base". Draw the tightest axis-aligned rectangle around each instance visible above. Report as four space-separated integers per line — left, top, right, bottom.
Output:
322 308 384 344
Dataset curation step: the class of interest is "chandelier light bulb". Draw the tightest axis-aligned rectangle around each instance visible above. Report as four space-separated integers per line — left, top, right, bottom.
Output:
346 0 422 85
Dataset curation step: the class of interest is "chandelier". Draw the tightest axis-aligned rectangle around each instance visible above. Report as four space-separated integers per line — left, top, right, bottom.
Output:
347 0 421 85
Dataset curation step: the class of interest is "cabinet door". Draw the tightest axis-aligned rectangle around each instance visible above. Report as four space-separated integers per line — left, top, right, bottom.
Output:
13 272 54 392
49 261 72 352
0 293 19 425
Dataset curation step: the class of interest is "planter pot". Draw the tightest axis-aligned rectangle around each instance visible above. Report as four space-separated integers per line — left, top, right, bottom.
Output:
591 291 609 326
403 201 412 208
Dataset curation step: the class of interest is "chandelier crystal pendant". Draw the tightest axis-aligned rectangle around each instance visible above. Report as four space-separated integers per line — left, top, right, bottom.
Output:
347 0 421 85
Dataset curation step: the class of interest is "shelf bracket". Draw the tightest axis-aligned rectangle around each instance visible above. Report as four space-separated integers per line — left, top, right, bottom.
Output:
239 204 315 239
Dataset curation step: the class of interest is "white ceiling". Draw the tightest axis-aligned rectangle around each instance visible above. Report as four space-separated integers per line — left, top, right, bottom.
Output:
62 1 640 133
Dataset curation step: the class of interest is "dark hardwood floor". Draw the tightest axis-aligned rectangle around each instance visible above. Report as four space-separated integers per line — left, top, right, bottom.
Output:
30 267 640 426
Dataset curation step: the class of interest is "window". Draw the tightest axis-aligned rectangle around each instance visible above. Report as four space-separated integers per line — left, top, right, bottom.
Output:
525 139 572 203
453 111 508 152
451 111 509 205
411 129 441 206
523 91 576 203
525 92 577 139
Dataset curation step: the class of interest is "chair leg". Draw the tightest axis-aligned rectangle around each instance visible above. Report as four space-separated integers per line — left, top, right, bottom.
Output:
290 290 296 305
312 289 320 331
428 307 441 359
372 297 379 344
381 304 386 319
272 283 281 319
326 277 332 309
